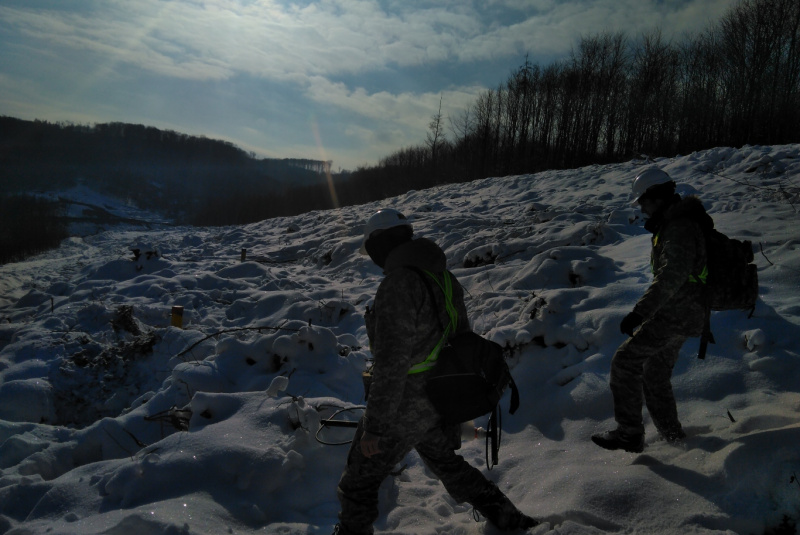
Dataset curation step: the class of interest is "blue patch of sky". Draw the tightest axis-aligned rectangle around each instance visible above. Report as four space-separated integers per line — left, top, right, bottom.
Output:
0 0 94 10
334 59 519 95
144 74 313 139
375 0 537 27
329 49 566 98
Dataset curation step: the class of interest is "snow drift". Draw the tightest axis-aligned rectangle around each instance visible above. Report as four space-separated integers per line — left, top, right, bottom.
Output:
1 144 799 534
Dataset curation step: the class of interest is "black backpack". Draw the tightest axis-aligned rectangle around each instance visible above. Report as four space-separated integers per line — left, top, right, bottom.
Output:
422 328 519 421
411 268 520 467
702 228 758 311
696 227 758 359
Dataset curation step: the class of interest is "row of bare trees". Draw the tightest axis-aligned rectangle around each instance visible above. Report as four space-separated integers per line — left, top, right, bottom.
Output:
5 0 797 238
354 0 800 186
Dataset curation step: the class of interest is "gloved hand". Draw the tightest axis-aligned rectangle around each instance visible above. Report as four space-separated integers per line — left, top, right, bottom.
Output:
620 311 644 337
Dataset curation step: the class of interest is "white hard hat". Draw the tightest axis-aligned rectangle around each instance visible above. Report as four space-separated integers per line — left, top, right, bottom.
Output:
632 168 673 201
359 208 412 254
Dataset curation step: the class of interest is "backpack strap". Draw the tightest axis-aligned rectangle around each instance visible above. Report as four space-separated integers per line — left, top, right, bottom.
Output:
697 305 715 360
691 228 714 360
409 266 444 331
486 407 500 470
666 224 714 360
411 267 518 470
425 270 459 329
405 267 457 374
693 263 714 360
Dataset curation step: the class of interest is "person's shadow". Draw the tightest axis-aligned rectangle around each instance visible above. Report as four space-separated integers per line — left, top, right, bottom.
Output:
633 424 800 532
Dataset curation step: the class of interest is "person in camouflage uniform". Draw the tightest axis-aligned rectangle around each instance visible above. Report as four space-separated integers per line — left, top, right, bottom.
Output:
334 209 537 534
593 170 712 453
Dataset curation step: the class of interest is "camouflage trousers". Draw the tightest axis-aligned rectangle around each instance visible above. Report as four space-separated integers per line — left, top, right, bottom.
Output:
610 321 687 437
336 418 506 535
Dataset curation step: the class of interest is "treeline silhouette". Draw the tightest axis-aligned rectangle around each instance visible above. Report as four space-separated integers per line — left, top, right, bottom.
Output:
0 196 68 265
2 0 798 262
0 117 336 219
346 0 800 187
196 0 800 224
0 117 339 262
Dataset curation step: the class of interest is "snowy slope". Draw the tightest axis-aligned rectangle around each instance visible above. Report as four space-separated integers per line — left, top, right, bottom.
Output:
1 145 799 535
40 183 174 237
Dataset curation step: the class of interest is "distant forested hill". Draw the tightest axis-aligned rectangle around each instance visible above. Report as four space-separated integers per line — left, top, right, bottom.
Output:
0 117 335 223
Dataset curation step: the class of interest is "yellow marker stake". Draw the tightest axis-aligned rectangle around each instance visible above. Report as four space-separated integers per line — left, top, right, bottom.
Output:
171 306 184 328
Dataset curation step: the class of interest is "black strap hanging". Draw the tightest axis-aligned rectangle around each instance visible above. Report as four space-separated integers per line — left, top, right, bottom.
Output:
697 305 715 360
485 407 501 470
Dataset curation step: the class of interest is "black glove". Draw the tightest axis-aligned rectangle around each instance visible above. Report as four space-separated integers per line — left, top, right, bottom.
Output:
620 312 644 337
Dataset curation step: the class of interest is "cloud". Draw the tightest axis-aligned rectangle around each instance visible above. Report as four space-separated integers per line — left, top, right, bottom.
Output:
460 0 733 64
303 75 482 130
0 1 516 82
0 0 737 170
1 0 733 84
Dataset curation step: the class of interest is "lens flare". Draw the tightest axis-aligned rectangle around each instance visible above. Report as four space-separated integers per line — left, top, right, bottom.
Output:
309 115 338 209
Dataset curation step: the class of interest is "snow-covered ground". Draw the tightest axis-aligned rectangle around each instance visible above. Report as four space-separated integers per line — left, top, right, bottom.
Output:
39 183 174 237
1 145 799 535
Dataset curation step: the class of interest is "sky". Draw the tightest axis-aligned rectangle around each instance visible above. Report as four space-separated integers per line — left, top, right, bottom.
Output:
1 143 799 534
0 0 735 171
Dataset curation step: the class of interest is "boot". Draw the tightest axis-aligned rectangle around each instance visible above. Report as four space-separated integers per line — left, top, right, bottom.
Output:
475 494 538 531
591 428 644 453
660 427 687 444
332 523 367 535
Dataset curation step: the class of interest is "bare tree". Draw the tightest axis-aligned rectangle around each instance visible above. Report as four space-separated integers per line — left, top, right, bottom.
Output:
677 27 725 151
622 29 681 156
719 0 800 144
473 89 497 177
426 95 447 167
341 0 798 205
448 106 474 178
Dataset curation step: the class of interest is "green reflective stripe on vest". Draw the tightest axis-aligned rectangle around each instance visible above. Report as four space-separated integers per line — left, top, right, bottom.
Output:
426 270 458 327
407 270 457 374
650 232 660 274
651 231 708 284
689 265 708 284
407 328 450 374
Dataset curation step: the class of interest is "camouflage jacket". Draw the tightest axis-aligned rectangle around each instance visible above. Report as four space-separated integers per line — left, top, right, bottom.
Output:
633 195 712 337
363 238 469 440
